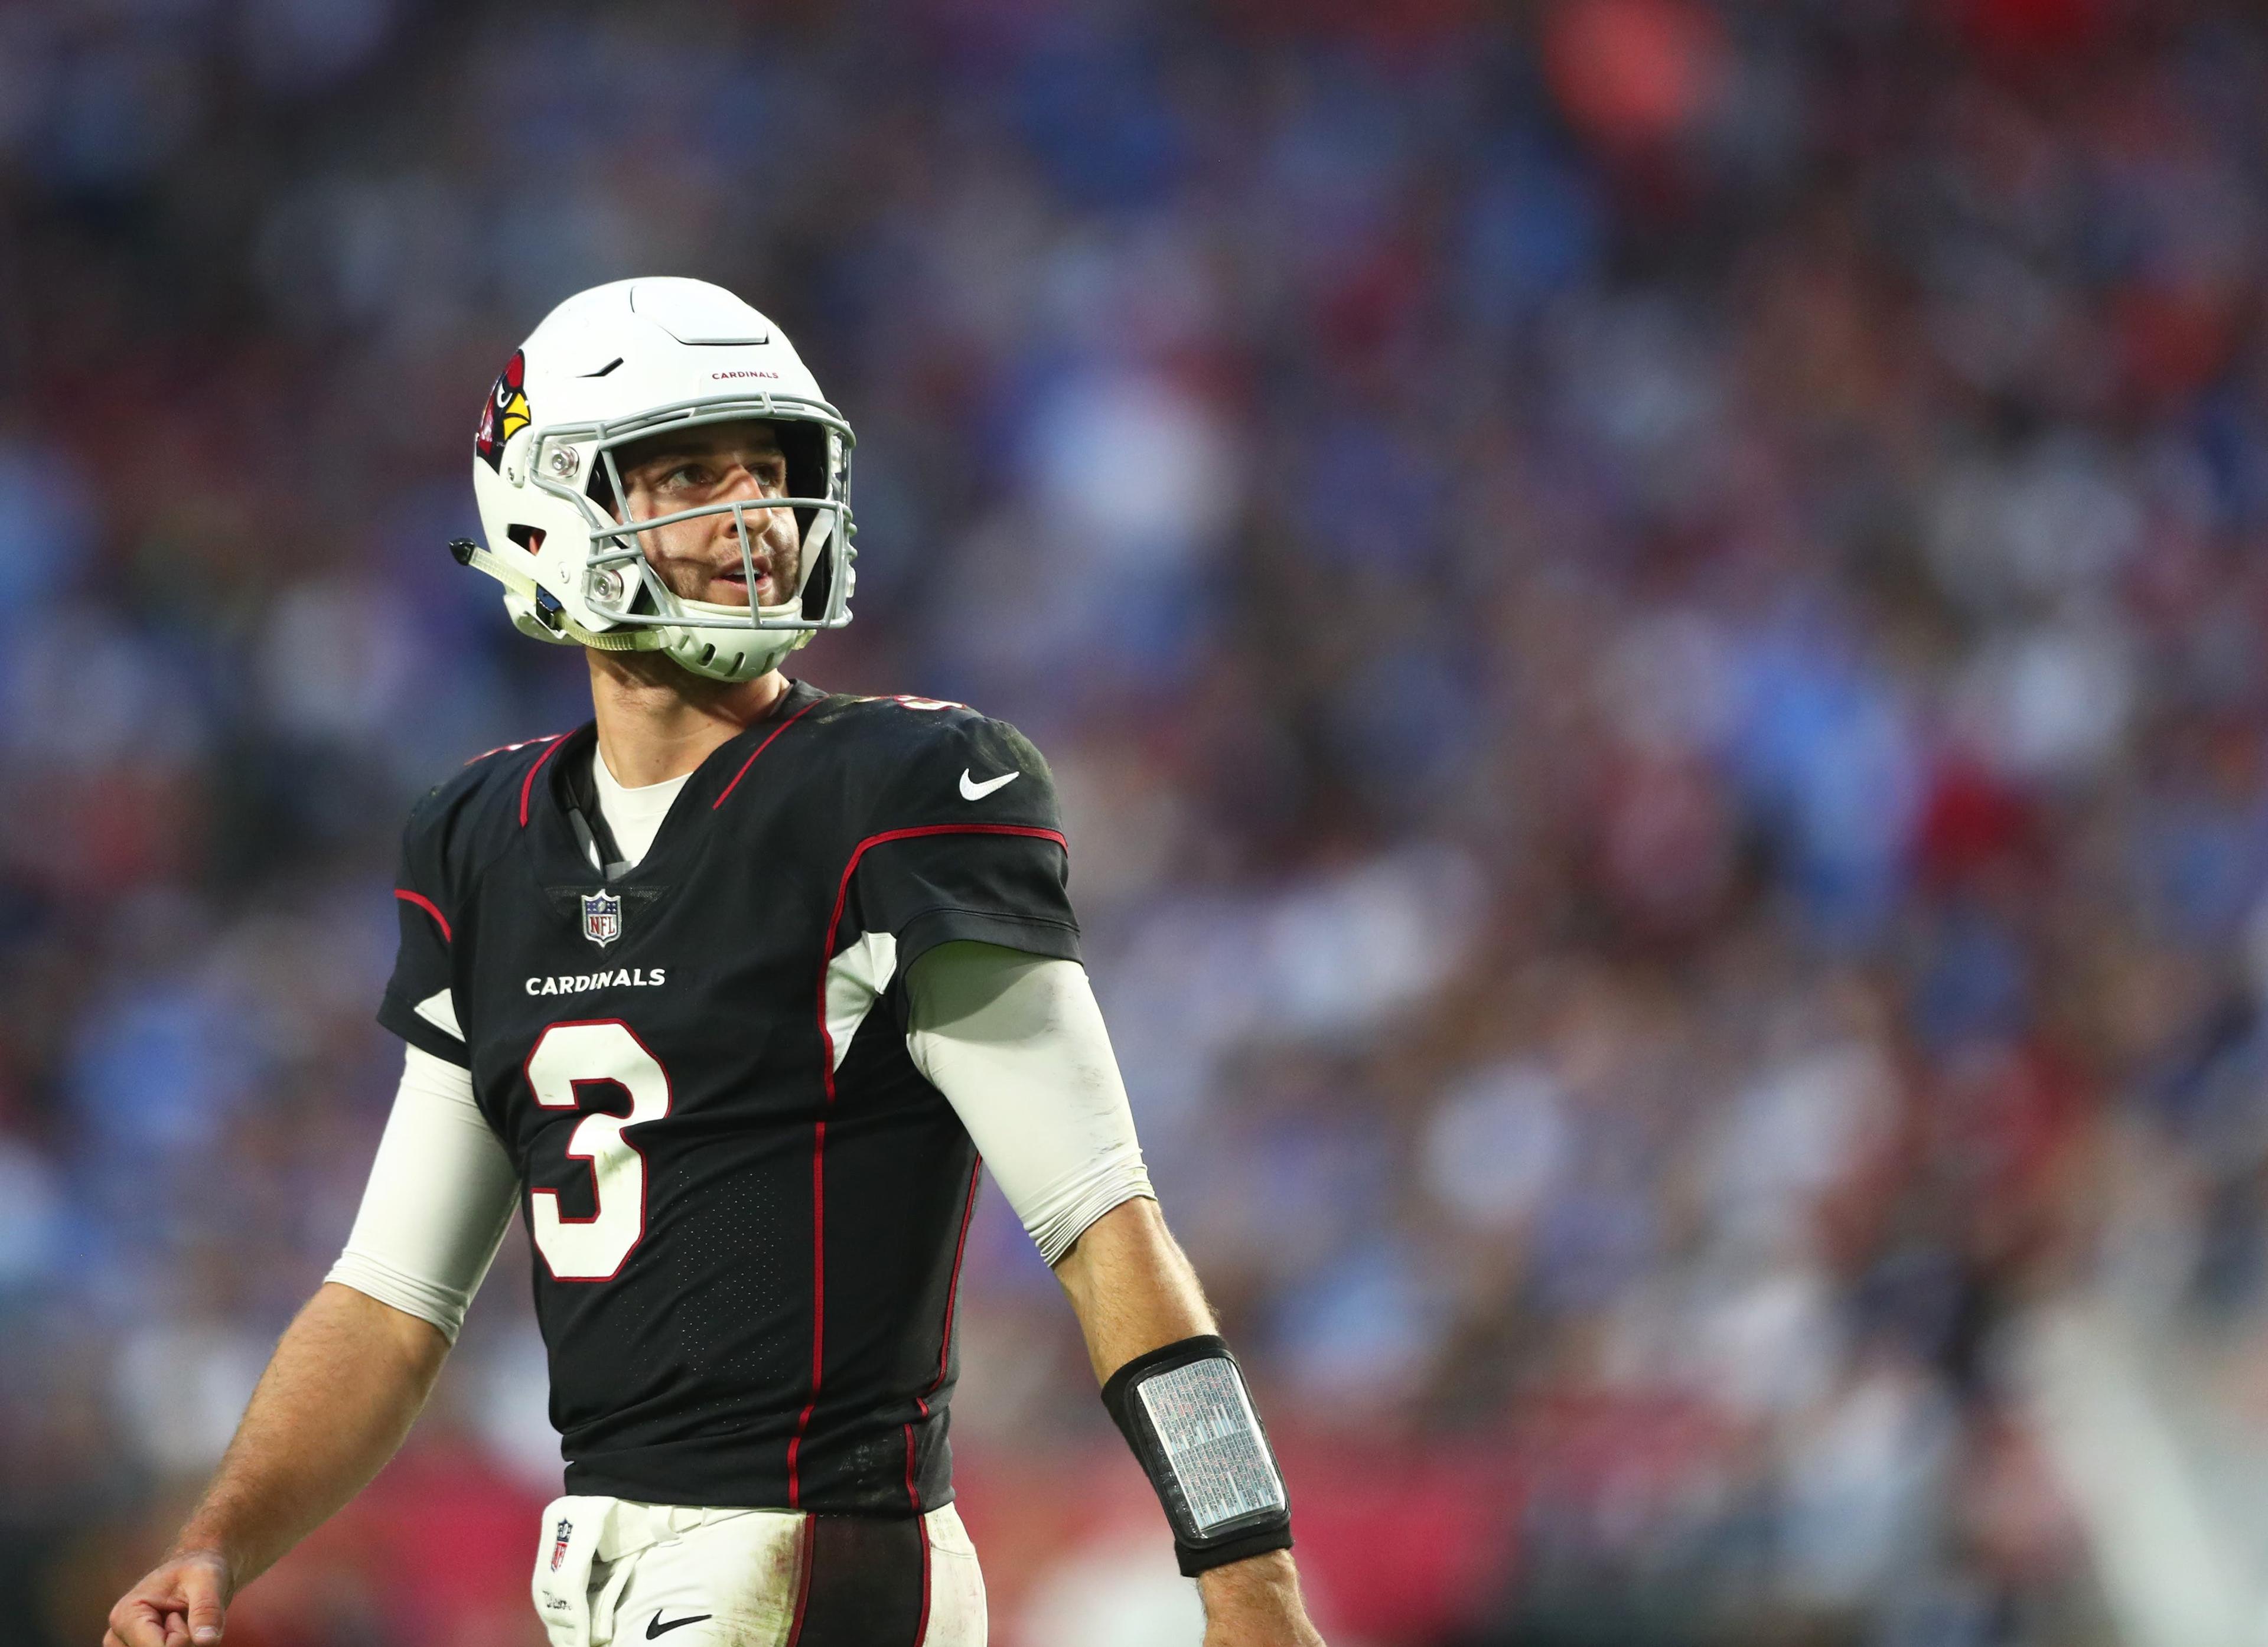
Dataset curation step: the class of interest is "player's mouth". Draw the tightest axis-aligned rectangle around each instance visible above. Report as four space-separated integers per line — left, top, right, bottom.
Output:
709 558 770 604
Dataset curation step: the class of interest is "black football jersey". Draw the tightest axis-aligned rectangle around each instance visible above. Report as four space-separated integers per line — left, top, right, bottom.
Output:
376 680 1079 1515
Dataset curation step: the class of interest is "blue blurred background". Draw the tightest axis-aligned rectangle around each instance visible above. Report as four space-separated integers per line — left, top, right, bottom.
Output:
13 0 2268 1642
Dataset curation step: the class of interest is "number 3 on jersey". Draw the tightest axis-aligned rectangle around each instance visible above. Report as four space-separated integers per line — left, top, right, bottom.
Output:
526 1020 672 1281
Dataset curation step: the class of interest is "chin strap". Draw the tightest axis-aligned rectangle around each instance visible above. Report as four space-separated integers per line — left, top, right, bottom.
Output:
449 539 660 653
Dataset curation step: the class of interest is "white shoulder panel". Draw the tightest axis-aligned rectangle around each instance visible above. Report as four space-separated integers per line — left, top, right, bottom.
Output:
824 930 900 1072
414 987 463 1041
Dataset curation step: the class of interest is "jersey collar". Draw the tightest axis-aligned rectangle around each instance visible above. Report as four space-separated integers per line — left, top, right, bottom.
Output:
530 677 829 875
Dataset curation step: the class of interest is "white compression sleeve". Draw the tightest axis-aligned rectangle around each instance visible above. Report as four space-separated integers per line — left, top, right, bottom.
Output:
905 943 1156 1265
325 1043 519 1343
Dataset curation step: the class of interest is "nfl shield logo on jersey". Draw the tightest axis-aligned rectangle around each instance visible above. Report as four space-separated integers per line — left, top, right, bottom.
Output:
581 891 622 948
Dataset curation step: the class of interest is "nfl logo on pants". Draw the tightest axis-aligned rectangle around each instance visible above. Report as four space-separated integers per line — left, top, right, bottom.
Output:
582 890 621 947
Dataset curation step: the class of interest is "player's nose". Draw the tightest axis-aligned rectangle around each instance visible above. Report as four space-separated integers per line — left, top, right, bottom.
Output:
722 501 790 544
717 467 786 533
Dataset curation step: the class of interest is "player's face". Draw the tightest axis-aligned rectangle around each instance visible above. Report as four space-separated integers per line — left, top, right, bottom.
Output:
611 421 800 609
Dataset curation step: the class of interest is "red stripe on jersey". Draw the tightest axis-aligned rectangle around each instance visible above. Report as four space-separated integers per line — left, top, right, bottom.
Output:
392 888 452 943
926 1160 982 1401
787 1108 829 1511
784 1513 817 1646
517 733 569 827
911 1455 934 1642
713 695 827 810
789 823 1070 1508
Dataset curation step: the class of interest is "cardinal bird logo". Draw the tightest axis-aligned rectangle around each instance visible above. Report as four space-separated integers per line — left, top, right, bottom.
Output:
476 350 532 471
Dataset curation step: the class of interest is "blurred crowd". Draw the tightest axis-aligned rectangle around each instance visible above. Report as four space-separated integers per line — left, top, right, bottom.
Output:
8 0 2268 1642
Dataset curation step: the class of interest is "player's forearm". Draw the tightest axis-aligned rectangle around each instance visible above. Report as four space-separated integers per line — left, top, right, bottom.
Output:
1052 1194 1215 1379
1055 1198 1322 1637
169 1282 450 1587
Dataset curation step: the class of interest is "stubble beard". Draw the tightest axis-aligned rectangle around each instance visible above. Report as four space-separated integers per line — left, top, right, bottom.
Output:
651 522 801 609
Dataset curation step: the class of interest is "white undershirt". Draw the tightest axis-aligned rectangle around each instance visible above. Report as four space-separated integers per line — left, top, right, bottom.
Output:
327 758 1153 1341
590 749 687 873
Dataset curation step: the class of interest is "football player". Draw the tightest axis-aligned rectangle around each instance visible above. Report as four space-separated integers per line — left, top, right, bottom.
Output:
105 279 1327 1647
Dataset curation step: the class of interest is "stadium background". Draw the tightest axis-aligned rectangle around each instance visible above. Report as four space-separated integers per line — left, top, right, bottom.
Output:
7 0 2268 1642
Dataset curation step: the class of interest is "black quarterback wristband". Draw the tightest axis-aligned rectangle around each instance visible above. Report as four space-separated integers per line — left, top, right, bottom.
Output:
1100 1333 1294 1577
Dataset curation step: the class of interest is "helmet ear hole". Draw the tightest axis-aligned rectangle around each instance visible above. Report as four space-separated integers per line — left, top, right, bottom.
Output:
507 525 547 553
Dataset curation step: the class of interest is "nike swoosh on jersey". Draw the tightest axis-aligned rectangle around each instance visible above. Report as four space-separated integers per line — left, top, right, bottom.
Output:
647 1613 712 1639
959 768 1020 800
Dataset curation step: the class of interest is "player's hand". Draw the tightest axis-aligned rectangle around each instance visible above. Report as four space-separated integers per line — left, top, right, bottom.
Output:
103 1548 233 1647
1197 1551 1328 1646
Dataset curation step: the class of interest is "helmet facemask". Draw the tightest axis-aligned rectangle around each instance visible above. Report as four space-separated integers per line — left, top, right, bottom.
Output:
533 399 855 683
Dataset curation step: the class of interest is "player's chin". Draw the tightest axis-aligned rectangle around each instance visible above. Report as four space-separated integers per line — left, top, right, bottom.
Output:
703 576 760 607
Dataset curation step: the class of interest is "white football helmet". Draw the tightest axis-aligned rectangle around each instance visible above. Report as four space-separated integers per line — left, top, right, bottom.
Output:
459 277 854 682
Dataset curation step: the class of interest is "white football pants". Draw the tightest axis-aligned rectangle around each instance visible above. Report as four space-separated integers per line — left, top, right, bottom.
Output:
531 1495 986 1646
